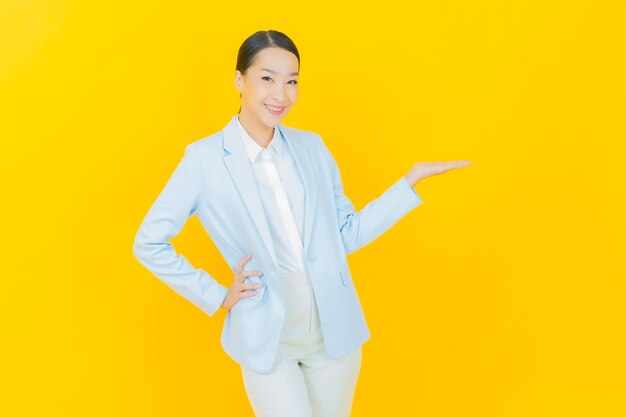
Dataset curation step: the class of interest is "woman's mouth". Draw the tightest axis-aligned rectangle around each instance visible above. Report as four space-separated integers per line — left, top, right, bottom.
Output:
265 104 285 115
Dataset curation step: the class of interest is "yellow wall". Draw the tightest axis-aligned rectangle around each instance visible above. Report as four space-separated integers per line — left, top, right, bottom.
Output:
2 1 624 416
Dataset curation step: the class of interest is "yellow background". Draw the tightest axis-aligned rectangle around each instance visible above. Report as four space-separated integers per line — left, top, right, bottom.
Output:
1 1 625 416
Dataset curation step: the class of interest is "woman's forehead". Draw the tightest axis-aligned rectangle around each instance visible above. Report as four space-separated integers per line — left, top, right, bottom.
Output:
252 48 299 73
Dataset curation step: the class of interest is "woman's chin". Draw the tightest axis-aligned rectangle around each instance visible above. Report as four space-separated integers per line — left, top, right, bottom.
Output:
262 114 288 127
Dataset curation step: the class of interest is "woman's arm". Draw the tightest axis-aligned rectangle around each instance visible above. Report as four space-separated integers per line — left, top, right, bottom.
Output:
316 135 424 255
132 143 229 317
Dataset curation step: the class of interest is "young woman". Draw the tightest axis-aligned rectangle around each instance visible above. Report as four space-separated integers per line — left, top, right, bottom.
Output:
133 29 470 417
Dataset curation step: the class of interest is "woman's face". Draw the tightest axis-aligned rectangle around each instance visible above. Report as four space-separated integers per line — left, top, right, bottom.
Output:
235 47 300 128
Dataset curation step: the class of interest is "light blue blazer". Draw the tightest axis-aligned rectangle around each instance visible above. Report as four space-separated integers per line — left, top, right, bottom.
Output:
133 114 423 374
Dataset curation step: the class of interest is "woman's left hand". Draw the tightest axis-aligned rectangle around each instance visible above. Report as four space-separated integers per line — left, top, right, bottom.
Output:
404 160 472 186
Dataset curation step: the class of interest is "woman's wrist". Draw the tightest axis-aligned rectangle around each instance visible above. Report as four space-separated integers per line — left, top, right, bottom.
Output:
404 174 420 187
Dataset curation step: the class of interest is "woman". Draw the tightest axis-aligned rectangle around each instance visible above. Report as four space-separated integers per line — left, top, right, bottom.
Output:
133 29 471 417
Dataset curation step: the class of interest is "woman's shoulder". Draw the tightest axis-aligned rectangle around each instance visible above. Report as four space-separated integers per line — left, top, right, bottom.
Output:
185 129 225 154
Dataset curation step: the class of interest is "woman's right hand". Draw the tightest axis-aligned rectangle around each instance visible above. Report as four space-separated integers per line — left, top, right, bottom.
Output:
404 160 472 186
220 254 265 311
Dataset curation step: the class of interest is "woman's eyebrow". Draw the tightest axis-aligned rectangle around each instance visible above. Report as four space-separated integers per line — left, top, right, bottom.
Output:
260 68 299 76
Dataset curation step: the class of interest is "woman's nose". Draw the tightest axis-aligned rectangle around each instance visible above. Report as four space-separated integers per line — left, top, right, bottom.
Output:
271 85 286 102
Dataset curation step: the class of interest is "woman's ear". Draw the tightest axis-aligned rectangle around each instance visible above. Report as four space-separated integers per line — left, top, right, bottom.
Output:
234 71 243 94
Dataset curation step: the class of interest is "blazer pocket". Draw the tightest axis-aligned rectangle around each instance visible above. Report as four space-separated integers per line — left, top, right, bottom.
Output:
339 262 352 287
242 275 266 302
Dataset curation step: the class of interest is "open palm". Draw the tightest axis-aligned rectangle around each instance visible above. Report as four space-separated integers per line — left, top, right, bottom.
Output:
404 160 472 186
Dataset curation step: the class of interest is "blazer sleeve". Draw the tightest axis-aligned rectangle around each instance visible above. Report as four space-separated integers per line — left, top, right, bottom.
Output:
316 134 423 255
132 143 229 317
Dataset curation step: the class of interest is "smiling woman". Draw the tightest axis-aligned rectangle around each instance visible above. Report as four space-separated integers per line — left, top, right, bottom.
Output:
132 28 470 417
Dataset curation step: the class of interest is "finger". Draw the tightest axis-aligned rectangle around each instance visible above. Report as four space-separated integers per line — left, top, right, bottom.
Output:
439 160 471 170
242 283 264 290
453 160 472 167
235 253 252 275
241 269 264 278
240 289 258 298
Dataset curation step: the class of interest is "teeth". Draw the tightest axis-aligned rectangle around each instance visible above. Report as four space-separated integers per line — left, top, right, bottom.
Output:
266 104 283 111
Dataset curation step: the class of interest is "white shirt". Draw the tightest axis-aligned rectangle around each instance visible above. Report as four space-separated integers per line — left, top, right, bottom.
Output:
236 116 307 273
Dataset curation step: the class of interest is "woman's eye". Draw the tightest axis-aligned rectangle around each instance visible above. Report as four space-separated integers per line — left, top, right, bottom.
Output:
262 76 297 85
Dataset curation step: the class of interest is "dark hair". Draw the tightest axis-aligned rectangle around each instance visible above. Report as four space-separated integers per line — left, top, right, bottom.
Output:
236 30 300 113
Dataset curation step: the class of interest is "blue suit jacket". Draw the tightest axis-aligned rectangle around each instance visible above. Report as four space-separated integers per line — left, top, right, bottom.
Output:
133 114 423 374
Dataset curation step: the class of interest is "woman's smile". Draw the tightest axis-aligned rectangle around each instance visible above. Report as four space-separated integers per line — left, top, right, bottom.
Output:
265 103 286 115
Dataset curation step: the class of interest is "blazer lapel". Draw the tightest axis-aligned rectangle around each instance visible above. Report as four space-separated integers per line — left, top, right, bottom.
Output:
278 123 318 255
221 114 318 267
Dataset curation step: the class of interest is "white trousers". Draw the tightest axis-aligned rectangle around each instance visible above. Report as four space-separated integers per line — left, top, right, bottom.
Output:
240 268 362 417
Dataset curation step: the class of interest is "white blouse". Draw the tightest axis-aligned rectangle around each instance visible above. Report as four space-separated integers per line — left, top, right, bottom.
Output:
236 116 307 273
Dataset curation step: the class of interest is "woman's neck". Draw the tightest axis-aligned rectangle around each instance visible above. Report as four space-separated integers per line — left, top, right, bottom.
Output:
237 113 274 148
